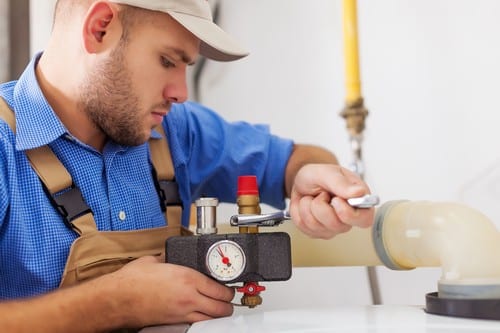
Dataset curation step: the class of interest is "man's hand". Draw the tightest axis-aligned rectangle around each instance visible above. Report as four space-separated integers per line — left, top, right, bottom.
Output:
0 256 234 332
109 256 235 328
289 164 374 239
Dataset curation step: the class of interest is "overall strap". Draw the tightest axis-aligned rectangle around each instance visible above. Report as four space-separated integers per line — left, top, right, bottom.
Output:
0 97 96 234
149 125 182 228
0 97 182 231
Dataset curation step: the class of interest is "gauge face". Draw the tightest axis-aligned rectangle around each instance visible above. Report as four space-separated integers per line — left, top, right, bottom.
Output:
206 240 246 281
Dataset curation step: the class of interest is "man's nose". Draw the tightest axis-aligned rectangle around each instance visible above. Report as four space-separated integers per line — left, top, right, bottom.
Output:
163 69 188 103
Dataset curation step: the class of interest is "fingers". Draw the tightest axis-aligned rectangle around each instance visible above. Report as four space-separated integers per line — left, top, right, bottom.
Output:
112 260 234 326
193 277 235 318
169 265 234 319
330 196 374 228
294 164 369 199
289 163 375 239
184 302 234 323
292 192 352 239
190 293 234 320
290 188 375 239
185 312 213 323
197 277 235 303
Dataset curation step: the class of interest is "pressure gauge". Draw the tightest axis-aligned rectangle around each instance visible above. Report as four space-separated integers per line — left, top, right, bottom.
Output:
205 240 246 281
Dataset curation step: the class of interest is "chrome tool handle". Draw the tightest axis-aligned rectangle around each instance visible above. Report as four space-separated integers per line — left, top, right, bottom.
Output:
229 194 380 227
346 194 380 208
230 211 290 227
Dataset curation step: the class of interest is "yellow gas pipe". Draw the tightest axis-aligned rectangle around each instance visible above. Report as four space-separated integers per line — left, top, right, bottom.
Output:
343 0 362 106
340 0 379 305
340 0 368 139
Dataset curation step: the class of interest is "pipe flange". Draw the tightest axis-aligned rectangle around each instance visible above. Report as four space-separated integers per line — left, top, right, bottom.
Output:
426 291 500 320
439 282 500 299
372 200 411 270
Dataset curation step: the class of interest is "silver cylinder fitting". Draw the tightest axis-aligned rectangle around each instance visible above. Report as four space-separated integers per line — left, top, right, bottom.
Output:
196 197 219 235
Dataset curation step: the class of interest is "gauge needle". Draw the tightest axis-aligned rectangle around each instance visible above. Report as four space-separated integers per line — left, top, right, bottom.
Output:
216 246 231 267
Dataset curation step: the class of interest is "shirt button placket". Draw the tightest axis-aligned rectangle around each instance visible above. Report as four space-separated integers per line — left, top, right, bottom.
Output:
118 210 126 221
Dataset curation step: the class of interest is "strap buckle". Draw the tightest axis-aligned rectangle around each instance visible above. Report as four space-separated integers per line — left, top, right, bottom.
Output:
150 166 183 213
158 180 183 210
51 185 92 229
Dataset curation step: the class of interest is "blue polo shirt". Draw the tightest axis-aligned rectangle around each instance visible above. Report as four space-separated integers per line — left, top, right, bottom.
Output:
0 54 293 299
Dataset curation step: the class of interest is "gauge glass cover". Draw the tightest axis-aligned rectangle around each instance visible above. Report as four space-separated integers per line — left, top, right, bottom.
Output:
206 240 246 281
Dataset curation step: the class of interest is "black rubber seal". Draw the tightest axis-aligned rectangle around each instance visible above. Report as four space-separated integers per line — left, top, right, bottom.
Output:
425 292 500 320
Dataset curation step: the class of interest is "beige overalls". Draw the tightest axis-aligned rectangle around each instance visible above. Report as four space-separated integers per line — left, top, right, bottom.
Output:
0 98 191 289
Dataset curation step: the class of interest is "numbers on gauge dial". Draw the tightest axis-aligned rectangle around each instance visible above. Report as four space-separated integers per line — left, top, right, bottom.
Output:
206 240 246 281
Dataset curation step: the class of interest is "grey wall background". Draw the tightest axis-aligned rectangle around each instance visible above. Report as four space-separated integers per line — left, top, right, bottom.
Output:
0 0 9 82
0 0 30 82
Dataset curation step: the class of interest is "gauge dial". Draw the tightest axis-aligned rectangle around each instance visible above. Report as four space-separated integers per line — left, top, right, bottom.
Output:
206 240 246 281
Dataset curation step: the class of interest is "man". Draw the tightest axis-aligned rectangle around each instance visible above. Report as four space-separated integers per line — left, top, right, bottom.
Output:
0 0 374 331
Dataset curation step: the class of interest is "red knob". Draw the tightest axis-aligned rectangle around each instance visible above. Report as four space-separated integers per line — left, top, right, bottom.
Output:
237 175 259 196
236 282 266 295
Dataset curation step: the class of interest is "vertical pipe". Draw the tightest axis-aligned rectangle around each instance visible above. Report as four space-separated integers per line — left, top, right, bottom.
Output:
341 0 381 305
343 0 362 105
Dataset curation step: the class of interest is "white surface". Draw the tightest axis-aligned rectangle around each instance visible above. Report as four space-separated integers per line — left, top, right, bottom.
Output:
230 266 373 312
189 305 500 332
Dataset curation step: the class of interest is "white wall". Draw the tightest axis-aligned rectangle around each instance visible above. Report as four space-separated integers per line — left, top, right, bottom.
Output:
194 0 500 306
29 0 56 56
29 0 500 308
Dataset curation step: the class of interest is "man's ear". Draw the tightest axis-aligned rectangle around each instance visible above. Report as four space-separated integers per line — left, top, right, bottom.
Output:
82 1 122 53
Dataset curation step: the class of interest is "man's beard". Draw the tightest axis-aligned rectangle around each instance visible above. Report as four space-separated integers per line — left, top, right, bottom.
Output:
78 44 149 147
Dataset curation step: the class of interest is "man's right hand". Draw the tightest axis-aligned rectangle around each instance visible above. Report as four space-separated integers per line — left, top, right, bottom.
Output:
108 255 235 328
0 255 234 332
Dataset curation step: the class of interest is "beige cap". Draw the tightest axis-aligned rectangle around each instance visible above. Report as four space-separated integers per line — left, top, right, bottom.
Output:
110 0 249 61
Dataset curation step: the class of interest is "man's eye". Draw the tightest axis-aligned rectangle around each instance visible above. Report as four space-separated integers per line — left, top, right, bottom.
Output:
161 57 175 68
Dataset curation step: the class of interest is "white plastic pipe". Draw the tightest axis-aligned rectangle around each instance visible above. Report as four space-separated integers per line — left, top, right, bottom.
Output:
219 221 382 267
374 200 500 298
219 200 500 299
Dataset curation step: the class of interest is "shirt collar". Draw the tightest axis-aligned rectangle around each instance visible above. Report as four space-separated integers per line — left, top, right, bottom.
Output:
14 53 68 151
13 53 162 151
150 127 162 139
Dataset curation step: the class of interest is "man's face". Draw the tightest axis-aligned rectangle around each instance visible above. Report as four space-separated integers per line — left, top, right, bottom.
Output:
78 11 199 146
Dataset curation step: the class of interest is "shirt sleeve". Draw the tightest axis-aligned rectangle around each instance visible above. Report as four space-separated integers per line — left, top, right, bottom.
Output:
0 127 11 227
166 102 294 209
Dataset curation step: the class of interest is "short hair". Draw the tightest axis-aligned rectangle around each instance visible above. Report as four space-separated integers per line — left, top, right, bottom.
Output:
53 0 150 42
116 5 151 42
53 0 91 25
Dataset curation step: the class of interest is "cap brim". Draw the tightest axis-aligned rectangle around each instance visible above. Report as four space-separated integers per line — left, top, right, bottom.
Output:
168 11 249 62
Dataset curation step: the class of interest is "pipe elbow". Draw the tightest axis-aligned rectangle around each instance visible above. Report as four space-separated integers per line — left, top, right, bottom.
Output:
374 200 500 298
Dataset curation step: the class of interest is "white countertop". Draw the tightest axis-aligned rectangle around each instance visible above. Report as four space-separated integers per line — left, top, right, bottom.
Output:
142 304 500 332
191 305 500 332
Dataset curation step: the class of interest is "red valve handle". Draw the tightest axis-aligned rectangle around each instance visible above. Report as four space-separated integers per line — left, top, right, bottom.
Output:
236 282 266 295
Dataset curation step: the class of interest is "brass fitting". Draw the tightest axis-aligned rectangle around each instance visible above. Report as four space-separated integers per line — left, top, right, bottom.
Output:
240 294 263 308
339 97 369 136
